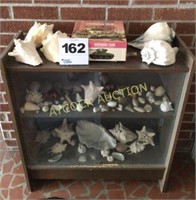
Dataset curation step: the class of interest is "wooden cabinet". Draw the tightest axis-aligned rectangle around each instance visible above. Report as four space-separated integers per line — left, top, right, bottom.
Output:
0 31 194 192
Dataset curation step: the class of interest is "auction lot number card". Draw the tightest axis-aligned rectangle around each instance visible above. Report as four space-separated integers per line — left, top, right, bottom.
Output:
59 38 89 65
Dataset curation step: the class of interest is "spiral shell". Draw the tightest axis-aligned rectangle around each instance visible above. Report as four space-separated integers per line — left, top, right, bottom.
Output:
141 40 178 66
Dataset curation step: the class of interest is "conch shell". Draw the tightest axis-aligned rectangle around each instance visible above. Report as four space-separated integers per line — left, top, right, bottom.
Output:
141 40 178 66
41 31 68 63
25 22 54 47
8 39 43 66
128 22 175 49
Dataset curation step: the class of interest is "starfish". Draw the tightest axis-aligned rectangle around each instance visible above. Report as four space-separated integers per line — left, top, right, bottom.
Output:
81 80 103 105
136 126 155 146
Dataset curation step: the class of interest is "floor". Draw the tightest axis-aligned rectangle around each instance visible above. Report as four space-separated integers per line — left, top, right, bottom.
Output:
0 137 195 200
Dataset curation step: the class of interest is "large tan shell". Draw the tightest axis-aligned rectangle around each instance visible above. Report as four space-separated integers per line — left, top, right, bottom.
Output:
8 39 43 66
23 101 40 112
41 31 68 63
141 40 178 66
25 22 54 47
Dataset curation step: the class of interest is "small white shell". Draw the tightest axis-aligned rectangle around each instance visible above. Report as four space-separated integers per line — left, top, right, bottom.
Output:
101 149 110 157
107 156 114 162
154 86 166 97
144 104 152 113
146 91 154 98
107 101 117 108
111 152 125 161
134 106 145 113
117 104 123 111
78 143 87 154
8 39 43 66
76 103 83 112
132 97 139 107
148 96 155 104
138 97 145 104
42 105 49 112
160 101 173 112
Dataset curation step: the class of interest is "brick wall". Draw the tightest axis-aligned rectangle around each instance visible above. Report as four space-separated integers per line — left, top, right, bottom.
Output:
0 0 195 152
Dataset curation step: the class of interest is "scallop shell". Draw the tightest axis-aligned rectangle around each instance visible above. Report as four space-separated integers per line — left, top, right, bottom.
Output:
141 40 178 66
41 31 68 63
25 22 54 47
154 86 166 97
8 39 43 66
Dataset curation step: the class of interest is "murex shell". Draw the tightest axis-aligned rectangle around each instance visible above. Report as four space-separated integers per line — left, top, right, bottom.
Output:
141 40 178 66
41 31 68 63
76 120 117 150
8 39 43 66
109 122 137 144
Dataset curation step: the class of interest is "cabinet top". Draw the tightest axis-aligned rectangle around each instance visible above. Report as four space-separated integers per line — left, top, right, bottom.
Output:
1 32 191 73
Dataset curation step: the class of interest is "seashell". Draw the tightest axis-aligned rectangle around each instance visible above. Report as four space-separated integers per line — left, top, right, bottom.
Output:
78 143 87 154
146 91 154 98
116 143 128 152
141 40 178 66
25 22 54 47
100 104 109 112
117 104 123 111
76 103 83 112
109 122 137 144
42 105 49 112
107 156 114 162
48 153 63 163
20 107 25 114
8 39 43 66
52 119 75 144
41 31 68 63
76 93 82 103
107 101 117 108
138 97 145 104
93 107 101 113
26 90 43 104
136 126 156 146
79 155 87 163
128 22 175 49
154 86 166 97
138 92 142 96
81 81 104 105
160 101 173 112
147 96 155 104
70 140 76 146
55 100 60 105
127 141 145 154
24 102 40 112
154 100 162 105
111 152 125 161
132 97 139 107
30 81 40 91
134 106 145 113
150 85 155 91
124 105 134 112
101 149 110 157
144 104 152 113
49 143 67 155
76 120 117 150
162 95 169 101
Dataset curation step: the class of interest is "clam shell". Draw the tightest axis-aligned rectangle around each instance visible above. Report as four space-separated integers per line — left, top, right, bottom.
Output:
134 106 145 113
155 86 166 97
111 152 125 161
107 101 117 108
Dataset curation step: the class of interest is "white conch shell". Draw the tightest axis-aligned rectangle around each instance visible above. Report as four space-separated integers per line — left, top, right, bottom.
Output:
25 22 54 47
81 81 104 105
141 40 178 66
160 100 173 112
76 120 117 150
128 22 175 49
41 31 68 63
109 122 137 144
8 39 43 66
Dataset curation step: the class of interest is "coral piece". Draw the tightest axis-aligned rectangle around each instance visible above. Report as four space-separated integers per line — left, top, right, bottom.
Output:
76 120 117 150
141 40 178 66
109 122 137 144
49 143 67 155
8 39 43 66
127 141 145 154
52 119 75 144
136 126 155 146
41 31 68 63
25 22 54 47
81 81 104 105
128 22 175 49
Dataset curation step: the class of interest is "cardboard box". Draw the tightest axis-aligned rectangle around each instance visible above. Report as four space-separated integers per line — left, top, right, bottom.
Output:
72 21 127 62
